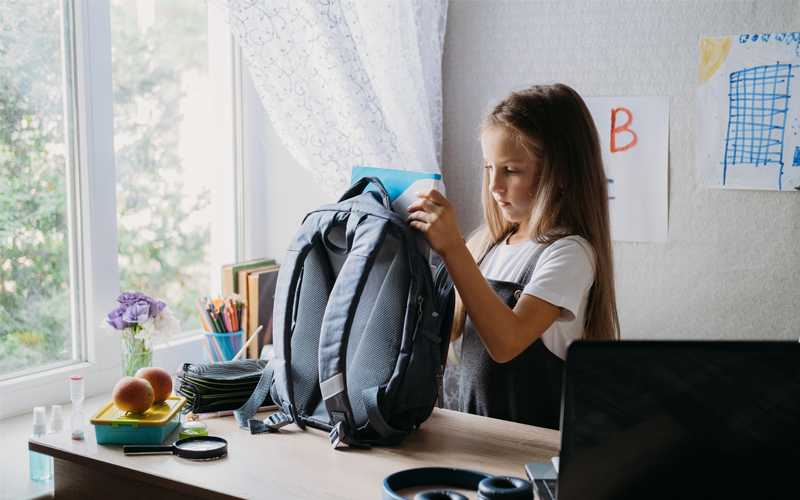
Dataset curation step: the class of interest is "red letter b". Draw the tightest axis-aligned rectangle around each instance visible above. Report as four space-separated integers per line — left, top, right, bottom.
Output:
611 108 638 152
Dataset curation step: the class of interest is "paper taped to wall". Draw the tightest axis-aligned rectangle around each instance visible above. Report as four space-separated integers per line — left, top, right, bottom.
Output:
698 33 800 191
584 97 670 243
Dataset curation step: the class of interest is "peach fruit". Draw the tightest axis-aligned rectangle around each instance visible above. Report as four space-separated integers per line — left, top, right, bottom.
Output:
113 376 154 413
134 367 173 403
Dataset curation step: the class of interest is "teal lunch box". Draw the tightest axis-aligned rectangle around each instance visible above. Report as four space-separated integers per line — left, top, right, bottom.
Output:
90 396 185 445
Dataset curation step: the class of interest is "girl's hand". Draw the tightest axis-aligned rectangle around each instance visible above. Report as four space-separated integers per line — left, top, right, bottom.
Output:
408 189 561 363
406 189 463 257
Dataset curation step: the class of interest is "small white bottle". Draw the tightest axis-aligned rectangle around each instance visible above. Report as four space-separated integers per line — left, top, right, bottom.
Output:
49 405 64 433
29 407 52 481
70 375 85 440
46 405 64 472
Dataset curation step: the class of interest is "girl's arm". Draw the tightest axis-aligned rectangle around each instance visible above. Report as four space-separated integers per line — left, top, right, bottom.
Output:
407 189 561 364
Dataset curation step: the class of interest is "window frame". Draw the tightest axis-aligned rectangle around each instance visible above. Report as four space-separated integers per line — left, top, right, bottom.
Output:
0 0 119 419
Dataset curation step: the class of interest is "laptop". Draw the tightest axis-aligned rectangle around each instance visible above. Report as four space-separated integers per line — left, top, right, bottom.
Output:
526 341 800 500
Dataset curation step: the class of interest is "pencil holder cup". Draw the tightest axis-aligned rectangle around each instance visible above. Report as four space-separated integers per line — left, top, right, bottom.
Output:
203 330 245 362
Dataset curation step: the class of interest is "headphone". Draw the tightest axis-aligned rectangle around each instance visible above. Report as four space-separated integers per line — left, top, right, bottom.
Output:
382 467 533 500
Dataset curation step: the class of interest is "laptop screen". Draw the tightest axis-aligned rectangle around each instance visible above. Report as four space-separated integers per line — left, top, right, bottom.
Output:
557 341 800 500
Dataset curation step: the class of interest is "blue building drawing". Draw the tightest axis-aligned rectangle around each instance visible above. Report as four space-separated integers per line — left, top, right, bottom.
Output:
723 63 792 189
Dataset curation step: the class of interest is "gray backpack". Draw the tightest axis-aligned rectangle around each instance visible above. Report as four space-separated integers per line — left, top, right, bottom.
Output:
235 177 455 448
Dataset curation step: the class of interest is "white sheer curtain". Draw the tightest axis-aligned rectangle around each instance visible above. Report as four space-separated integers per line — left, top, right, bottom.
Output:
223 0 448 198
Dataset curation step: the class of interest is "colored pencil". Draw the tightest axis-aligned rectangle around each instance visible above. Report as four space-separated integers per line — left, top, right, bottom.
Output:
233 325 263 361
201 338 215 362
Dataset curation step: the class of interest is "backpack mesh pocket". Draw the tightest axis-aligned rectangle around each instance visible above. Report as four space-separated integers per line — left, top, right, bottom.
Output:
347 242 409 428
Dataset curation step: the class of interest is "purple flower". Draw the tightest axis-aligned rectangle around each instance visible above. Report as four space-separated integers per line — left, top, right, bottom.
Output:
143 296 166 318
117 292 145 310
122 300 151 324
105 307 130 330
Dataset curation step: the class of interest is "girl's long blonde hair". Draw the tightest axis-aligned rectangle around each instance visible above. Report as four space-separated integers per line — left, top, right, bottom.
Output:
451 84 619 343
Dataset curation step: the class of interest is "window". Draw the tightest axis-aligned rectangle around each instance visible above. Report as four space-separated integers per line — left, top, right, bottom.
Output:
0 0 80 378
0 0 240 419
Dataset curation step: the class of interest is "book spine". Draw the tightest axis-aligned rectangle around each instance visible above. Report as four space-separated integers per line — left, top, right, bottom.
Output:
230 259 276 294
222 267 235 298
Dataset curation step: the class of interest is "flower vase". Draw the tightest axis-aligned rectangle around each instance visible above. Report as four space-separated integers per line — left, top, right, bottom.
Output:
121 337 152 377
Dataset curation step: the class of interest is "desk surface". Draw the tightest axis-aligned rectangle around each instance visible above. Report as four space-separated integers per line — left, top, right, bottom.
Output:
30 408 558 499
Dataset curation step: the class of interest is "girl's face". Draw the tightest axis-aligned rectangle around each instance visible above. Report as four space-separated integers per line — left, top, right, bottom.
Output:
480 126 537 224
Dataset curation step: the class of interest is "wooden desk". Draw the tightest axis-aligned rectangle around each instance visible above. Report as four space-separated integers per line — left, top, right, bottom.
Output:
29 408 558 500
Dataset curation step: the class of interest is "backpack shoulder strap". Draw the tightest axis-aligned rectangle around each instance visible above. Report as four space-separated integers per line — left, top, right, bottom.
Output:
233 359 274 428
269 209 339 428
318 214 391 448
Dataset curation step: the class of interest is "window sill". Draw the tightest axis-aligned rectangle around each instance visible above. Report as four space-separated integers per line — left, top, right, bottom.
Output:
0 362 97 393
0 362 117 421
155 330 205 350
0 332 205 420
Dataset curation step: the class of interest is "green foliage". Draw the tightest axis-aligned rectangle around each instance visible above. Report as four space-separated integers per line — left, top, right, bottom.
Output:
0 0 64 120
1 0 213 376
110 0 210 331
0 0 72 375
0 80 72 373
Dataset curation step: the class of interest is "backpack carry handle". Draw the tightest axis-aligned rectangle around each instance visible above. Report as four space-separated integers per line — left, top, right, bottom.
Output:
340 176 393 211
319 211 363 256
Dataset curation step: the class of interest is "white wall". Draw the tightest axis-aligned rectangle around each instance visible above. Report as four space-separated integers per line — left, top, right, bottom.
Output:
441 0 800 340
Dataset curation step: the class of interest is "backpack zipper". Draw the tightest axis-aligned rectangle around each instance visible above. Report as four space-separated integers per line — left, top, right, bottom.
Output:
411 296 424 341
437 365 445 408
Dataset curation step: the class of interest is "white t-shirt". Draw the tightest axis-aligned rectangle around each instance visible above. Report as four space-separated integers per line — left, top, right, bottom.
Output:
478 234 595 360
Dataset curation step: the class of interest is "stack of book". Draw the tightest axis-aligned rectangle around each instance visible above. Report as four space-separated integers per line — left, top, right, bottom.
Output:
220 258 280 359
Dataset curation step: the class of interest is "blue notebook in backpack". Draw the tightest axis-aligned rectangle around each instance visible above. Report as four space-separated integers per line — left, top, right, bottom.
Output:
235 177 455 449
351 165 443 260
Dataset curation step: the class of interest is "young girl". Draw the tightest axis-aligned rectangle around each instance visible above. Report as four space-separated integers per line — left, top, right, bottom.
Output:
407 84 619 430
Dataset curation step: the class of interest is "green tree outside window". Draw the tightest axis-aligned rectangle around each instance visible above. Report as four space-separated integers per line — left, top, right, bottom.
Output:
1 0 213 376
0 0 72 375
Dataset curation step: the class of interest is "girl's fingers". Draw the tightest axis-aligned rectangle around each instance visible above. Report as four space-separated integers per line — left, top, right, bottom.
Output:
416 188 449 206
407 197 442 215
407 188 460 255
406 198 426 213
407 191 437 212
406 210 434 225
407 220 428 232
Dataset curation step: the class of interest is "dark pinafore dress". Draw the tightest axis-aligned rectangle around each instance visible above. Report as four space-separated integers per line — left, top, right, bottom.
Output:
459 246 565 430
